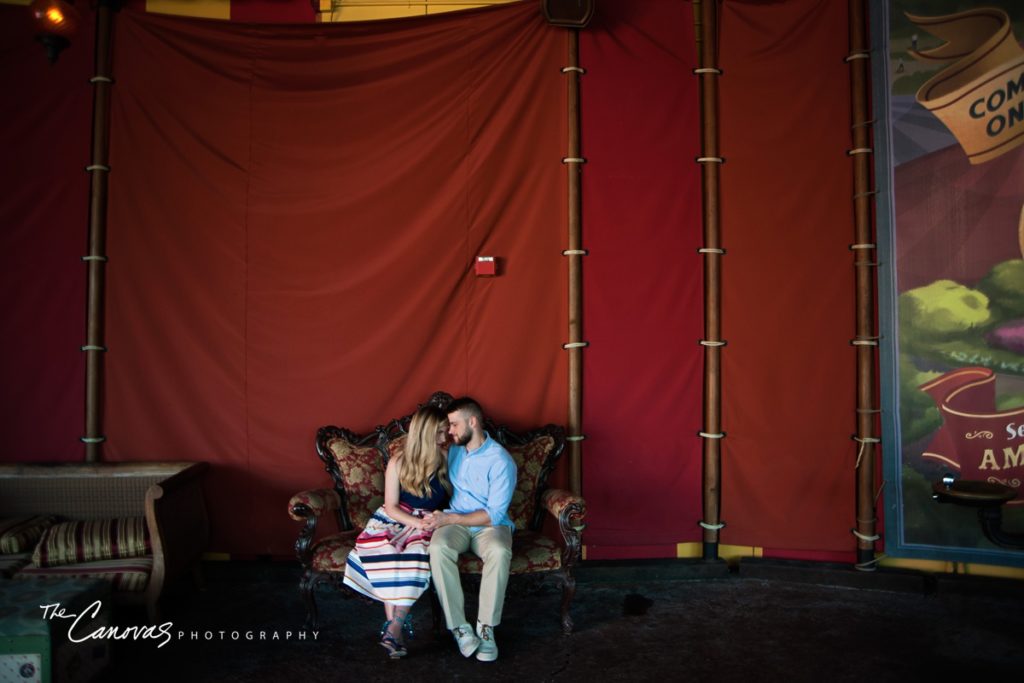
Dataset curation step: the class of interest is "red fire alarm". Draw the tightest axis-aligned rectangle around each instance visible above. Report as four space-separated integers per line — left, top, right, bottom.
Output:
475 256 497 277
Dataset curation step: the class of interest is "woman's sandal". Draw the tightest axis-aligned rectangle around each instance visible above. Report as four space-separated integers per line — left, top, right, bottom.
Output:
398 614 414 641
379 620 407 659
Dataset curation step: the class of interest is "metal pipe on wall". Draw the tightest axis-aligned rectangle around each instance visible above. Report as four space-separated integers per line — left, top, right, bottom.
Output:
83 1 117 462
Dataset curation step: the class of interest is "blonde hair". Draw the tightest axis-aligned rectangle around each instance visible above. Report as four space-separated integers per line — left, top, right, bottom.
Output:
398 406 452 499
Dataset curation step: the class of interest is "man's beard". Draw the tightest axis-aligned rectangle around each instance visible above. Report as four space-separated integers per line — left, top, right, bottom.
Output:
455 426 474 446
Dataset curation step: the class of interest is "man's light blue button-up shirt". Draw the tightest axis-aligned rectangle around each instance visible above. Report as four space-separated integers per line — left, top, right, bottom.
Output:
446 431 517 532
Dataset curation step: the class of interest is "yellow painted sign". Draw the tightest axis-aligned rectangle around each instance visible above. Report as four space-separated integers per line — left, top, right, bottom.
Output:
909 8 1024 164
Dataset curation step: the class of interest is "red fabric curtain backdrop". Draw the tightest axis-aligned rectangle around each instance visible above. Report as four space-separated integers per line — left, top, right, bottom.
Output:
719 0 856 554
105 3 566 556
0 5 92 462
580 0 704 559
2 0 864 561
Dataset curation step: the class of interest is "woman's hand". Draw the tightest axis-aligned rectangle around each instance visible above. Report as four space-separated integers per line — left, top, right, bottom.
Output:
422 511 449 530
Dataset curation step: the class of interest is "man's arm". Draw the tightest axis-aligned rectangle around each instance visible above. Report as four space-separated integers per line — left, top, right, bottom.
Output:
425 509 492 529
425 455 517 530
480 455 516 526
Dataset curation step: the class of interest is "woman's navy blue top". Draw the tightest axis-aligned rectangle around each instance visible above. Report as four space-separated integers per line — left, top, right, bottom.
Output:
399 474 449 511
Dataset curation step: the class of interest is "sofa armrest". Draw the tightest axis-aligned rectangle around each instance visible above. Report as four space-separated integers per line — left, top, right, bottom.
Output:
289 488 342 568
288 489 341 521
144 462 210 620
542 488 586 527
542 488 586 571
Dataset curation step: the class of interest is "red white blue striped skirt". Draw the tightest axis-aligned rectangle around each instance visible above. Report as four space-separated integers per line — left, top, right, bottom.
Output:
342 504 434 607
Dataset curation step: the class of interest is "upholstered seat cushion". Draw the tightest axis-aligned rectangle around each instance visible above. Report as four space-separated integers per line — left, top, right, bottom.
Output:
457 531 562 574
316 530 560 576
311 533 357 572
16 556 154 592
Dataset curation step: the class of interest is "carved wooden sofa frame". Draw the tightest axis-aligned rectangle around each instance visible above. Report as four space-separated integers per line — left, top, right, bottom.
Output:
288 392 586 634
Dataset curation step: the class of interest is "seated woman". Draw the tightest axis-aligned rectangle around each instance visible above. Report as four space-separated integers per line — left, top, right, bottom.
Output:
343 405 451 658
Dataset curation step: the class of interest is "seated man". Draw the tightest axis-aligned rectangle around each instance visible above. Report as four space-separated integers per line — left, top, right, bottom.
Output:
424 396 516 662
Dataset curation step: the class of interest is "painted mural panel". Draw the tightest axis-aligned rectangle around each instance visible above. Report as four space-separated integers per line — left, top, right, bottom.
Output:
878 0 1024 563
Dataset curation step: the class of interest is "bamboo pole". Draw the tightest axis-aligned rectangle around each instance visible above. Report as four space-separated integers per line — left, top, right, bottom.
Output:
696 0 724 560
83 1 117 462
565 28 584 496
848 0 879 569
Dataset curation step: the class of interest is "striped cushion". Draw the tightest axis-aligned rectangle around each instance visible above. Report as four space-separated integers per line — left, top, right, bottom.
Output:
16 556 153 592
0 515 58 553
31 517 151 568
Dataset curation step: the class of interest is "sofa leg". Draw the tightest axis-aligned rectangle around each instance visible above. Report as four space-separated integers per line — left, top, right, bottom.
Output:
147 600 161 626
560 571 576 635
300 570 320 631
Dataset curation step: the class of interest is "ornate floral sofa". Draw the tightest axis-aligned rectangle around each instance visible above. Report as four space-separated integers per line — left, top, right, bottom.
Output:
288 392 586 634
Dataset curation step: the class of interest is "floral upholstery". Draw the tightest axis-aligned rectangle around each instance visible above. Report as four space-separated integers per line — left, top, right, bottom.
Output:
326 437 384 529
506 435 555 530
542 488 586 522
288 489 341 521
386 434 407 462
457 531 561 574
310 532 357 572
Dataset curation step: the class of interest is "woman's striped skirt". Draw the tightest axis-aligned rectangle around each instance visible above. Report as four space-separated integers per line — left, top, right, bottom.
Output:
342 504 434 607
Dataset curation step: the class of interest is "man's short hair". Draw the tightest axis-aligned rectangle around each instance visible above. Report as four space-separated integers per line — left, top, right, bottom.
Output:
447 396 484 424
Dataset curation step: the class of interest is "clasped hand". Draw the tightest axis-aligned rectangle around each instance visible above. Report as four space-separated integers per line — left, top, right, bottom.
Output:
420 511 449 530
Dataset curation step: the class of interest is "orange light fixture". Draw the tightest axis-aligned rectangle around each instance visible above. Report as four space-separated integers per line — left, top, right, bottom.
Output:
29 0 81 63
31 0 80 35
45 7 67 27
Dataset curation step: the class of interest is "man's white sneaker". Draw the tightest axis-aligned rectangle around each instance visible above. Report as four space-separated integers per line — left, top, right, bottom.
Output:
452 624 480 658
475 623 498 662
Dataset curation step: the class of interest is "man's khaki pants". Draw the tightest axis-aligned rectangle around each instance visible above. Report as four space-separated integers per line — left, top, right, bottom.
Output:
429 525 512 629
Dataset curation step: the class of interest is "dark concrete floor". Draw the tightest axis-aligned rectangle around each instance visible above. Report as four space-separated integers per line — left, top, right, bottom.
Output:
100 559 1024 682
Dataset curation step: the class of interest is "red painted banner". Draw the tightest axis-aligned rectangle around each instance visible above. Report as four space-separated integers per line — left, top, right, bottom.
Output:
921 367 1024 502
